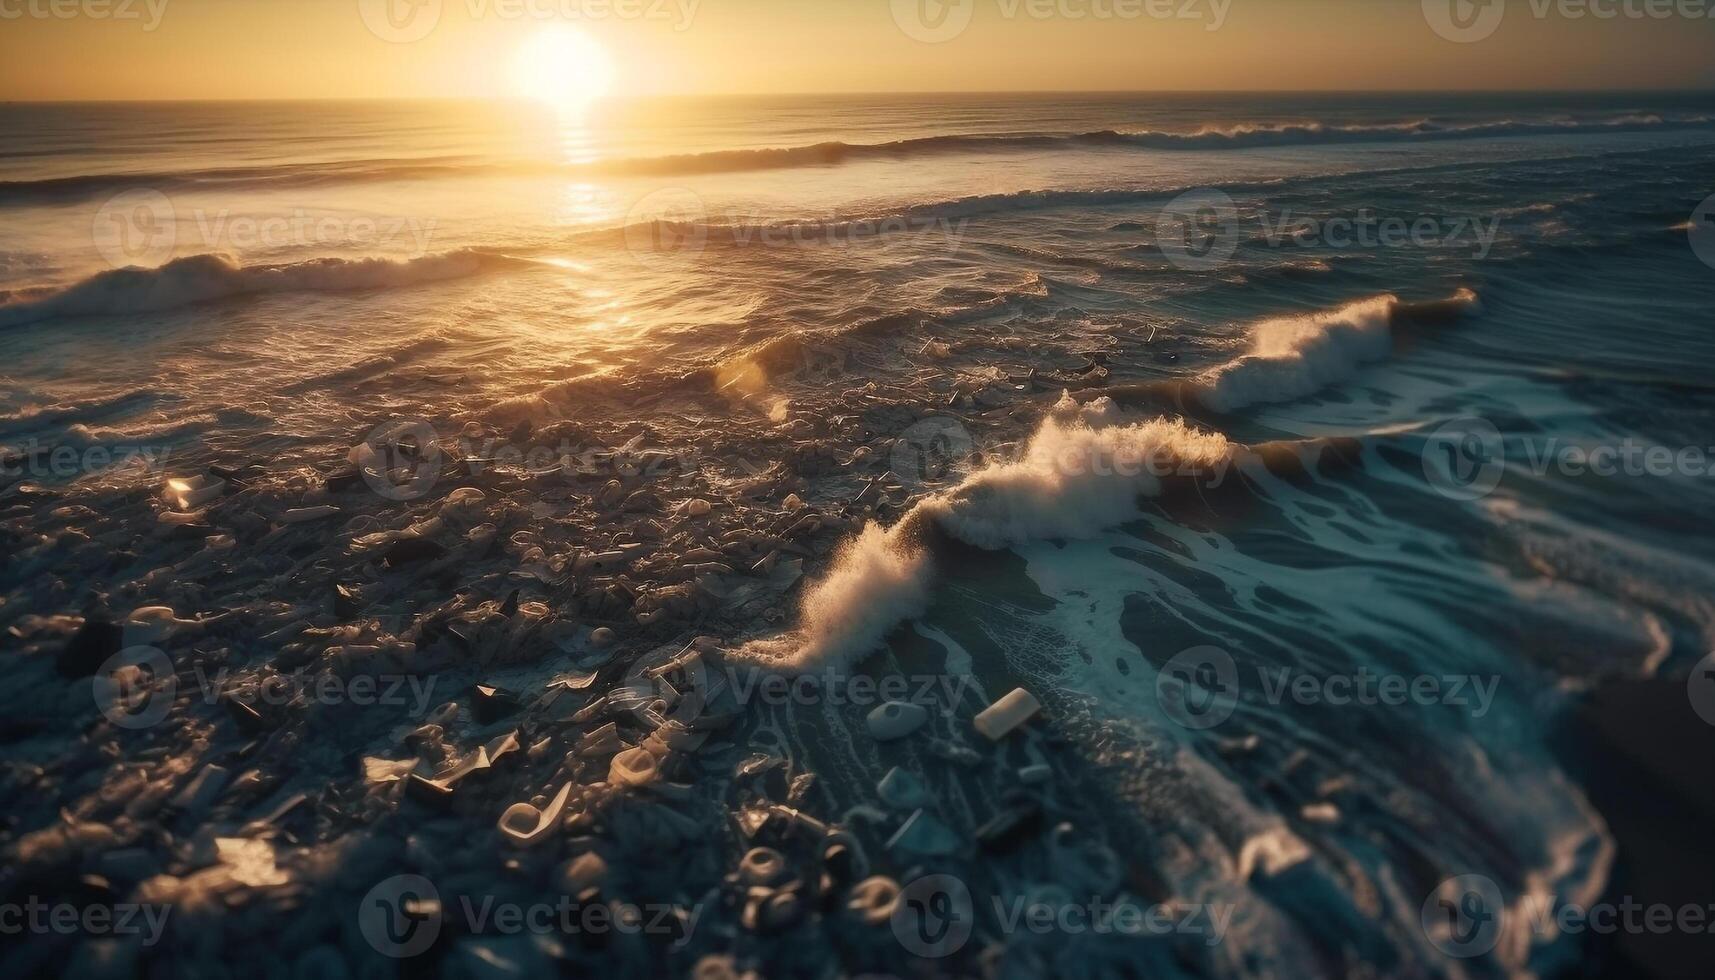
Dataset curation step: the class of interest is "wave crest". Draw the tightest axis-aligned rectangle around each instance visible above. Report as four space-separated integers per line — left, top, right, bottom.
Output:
0 249 521 329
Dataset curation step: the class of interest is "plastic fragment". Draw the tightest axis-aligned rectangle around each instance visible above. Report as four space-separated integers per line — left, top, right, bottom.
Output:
974 687 1041 740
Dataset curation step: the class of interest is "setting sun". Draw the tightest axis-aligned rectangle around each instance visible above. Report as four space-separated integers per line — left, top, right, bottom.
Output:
509 25 614 112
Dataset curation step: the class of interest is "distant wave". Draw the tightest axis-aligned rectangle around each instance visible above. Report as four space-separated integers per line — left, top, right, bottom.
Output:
0 156 496 204
1092 112 1711 150
6 114 1710 203
0 249 526 329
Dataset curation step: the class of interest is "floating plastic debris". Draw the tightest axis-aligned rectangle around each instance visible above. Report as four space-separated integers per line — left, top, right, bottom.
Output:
974 687 1040 740
865 701 928 741
163 474 224 511
498 782 574 847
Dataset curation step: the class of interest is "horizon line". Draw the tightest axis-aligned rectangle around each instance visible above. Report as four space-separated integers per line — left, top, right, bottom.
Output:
6 86 1715 105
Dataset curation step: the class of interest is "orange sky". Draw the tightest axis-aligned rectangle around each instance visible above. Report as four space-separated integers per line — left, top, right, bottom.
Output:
1 0 1712 100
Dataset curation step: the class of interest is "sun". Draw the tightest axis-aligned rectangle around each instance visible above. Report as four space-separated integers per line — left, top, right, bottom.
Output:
509 26 615 114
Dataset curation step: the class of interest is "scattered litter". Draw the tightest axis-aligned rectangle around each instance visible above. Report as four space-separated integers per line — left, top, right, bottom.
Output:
739 846 788 885
846 876 901 925
876 767 930 809
974 688 1040 740
1018 763 1052 785
163 474 224 511
886 808 960 857
609 746 658 787
865 701 928 741
498 782 574 847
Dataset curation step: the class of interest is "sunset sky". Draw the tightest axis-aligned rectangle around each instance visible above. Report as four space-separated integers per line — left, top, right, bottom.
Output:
2 0 1713 100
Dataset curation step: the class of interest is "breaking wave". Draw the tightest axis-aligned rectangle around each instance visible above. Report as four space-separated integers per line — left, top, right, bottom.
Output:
1195 289 1481 412
0 249 526 329
736 289 1483 674
736 399 1238 674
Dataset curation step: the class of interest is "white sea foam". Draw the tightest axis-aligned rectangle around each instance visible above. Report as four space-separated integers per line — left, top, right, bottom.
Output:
1195 290 1481 413
737 290 1482 674
734 404 1234 674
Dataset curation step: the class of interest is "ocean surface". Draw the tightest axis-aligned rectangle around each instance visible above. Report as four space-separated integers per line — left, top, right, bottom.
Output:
4 93 1715 978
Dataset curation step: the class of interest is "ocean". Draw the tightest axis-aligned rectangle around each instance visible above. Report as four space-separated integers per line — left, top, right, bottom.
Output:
4 92 1715 978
